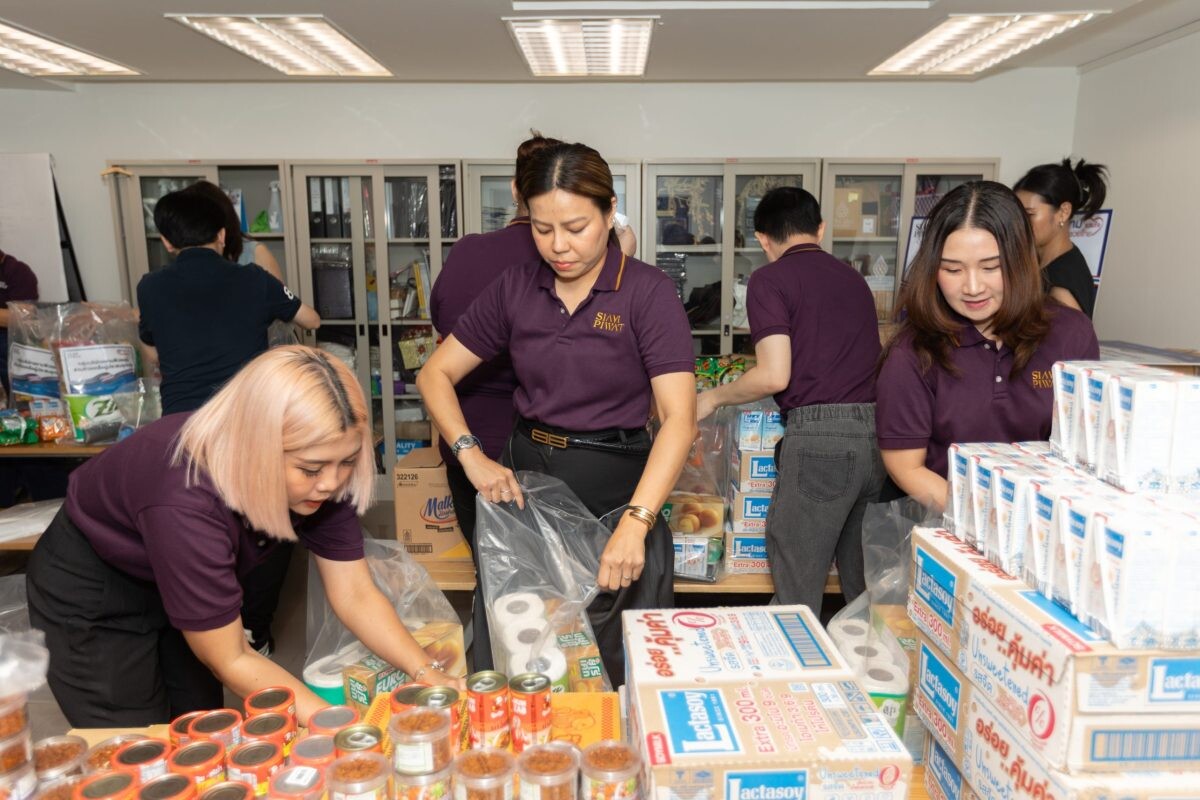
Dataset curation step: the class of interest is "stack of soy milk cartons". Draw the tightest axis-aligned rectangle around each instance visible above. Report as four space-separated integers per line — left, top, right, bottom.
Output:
910 361 1200 800
723 403 783 574
621 604 913 800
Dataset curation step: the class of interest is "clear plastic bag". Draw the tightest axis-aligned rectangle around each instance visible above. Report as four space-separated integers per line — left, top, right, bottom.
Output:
6 302 66 424
0 500 62 545
0 575 31 634
112 378 163 441
476 472 612 692
0 630 48 700
303 535 467 700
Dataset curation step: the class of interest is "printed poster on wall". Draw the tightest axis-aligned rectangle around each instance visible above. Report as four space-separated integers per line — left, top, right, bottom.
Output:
903 210 1113 286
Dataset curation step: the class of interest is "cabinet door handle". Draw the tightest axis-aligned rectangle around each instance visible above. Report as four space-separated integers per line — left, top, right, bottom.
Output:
358 324 365 337
723 324 731 337
382 325 389 338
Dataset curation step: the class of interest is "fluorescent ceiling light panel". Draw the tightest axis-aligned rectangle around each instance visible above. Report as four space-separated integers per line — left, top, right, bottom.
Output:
0 19 139 76
506 16 655 76
870 12 1105 76
166 14 390 77
514 2 931 9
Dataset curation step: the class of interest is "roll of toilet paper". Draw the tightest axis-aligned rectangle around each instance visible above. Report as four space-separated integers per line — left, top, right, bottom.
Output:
860 662 910 734
828 618 870 651
508 646 570 693
850 642 891 673
501 621 552 659
492 592 546 627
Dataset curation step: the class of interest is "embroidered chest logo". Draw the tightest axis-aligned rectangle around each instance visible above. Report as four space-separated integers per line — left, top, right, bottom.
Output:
593 312 625 333
1031 370 1054 389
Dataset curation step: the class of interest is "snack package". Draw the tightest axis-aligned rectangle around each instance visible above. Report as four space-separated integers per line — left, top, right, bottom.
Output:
0 410 37 446
6 303 69 439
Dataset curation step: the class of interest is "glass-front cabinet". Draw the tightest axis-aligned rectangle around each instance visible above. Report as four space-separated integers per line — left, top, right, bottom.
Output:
107 160 296 303
644 159 821 355
463 159 641 241
291 162 460 477
820 159 998 321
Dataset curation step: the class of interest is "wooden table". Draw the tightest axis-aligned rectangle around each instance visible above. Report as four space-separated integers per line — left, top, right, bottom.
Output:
420 559 840 596
0 442 107 457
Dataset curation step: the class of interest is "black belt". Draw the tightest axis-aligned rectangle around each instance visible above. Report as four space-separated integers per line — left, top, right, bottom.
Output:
516 418 651 455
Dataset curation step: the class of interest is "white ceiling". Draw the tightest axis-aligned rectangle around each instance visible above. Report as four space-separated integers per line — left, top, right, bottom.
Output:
0 0 1197 90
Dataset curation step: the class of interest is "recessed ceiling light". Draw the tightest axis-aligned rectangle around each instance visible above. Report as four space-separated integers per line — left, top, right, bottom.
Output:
505 16 656 76
513 1 931 9
870 12 1106 76
0 18 139 76
166 14 391 77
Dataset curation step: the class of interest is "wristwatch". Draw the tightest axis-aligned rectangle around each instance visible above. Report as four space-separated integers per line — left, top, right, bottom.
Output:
450 434 481 456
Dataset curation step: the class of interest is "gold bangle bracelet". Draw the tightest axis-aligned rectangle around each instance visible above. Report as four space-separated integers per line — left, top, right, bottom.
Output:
626 505 657 528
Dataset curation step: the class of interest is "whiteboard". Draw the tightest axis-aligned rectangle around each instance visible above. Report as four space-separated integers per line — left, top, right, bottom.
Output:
0 153 68 302
903 209 1113 287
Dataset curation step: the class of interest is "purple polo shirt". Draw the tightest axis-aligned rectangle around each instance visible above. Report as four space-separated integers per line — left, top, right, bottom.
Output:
876 305 1099 476
64 413 364 631
0 252 38 304
429 218 538 463
453 244 693 431
747 243 881 412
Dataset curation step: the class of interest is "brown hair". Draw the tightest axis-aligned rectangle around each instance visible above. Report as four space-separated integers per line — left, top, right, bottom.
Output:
887 181 1050 378
514 131 563 200
517 143 618 245
183 180 247 262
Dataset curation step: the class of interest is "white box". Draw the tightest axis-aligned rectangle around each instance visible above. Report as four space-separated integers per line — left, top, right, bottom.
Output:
730 449 776 492
946 442 1024 542
723 530 770 574
1171 377 1200 495
728 488 771 532
1103 372 1177 492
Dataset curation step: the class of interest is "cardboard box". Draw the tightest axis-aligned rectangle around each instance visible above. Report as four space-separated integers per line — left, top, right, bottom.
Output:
910 527 1200 772
723 529 770 574
924 736 980 800
662 493 724 536
728 488 771 532
672 534 723 581
342 619 468 716
393 448 471 561
630 679 912 800
730 448 777 492
832 187 864 238
915 648 1200 798
622 605 853 689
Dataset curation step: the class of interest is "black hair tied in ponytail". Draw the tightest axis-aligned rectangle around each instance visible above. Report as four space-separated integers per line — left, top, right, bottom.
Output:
1014 157 1109 221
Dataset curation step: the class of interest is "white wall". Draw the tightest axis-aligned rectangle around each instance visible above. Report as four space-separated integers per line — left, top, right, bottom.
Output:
1075 31 1200 349
0 69 1079 302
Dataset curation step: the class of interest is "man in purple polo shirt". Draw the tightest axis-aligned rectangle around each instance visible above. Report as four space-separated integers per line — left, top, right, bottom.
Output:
697 187 883 612
0 248 39 394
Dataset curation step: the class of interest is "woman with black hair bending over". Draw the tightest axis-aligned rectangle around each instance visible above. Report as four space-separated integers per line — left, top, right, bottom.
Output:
1014 158 1109 318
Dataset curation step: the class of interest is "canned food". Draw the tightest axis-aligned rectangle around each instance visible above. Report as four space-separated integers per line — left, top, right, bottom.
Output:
0 698 28 740
305 708 357 740
392 765 451 800
73 771 136 800
112 740 171 786
387 684 429 717
0 761 36 800
452 748 515 800
197 783 253 800
188 712 243 751
517 743 579 800
508 674 552 753
243 689 295 722
136 775 196 800
265 766 323 800
35 775 86 800
167 742 225 792
226 743 283 798
34 736 88 783
0 728 33 774
467 672 510 751
331 727 381 759
85 738 148 775
241 716 295 759
579 742 639 800
389 708 452 776
283 738 333 773
414 687 461 740
325 754 388 800
169 714 205 750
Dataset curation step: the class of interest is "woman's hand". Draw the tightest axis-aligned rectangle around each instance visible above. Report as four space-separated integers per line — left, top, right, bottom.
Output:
424 667 466 692
459 449 524 508
598 514 648 591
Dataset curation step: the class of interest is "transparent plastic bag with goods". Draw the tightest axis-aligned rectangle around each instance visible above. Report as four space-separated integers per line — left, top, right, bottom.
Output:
0 630 49 698
6 302 66 427
112 379 162 441
0 575 31 635
476 472 613 692
303 534 467 692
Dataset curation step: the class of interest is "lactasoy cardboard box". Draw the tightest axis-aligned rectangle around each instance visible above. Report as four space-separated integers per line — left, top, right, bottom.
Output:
622 606 912 800
910 526 1200 772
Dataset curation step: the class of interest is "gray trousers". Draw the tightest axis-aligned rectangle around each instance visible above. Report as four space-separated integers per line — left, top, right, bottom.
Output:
765 403 885 613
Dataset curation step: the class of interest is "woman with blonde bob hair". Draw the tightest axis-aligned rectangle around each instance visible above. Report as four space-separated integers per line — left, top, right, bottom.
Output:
27 346 462 728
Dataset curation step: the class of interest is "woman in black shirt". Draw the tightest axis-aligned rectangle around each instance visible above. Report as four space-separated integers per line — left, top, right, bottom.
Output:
1014 158 1109 318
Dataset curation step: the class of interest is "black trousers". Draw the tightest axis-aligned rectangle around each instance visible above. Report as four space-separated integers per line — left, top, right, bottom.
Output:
26 509 224 726
503 427 673 687
444 460 495 673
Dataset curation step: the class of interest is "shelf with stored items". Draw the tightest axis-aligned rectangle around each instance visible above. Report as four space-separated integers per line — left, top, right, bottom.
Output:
105 159 298 305
643 159 822 357
820 158 999 322
289 161 461 480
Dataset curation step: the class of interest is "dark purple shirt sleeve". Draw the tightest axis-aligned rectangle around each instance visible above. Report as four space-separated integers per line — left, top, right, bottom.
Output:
1 255 38 303
451 273 512 363
633 275 694 378
298 500 365 562
876 343 936 452
745 271 791 344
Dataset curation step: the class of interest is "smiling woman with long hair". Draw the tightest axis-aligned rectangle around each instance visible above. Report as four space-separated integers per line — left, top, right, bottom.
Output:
27 346 462 728
875 181 1099 510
